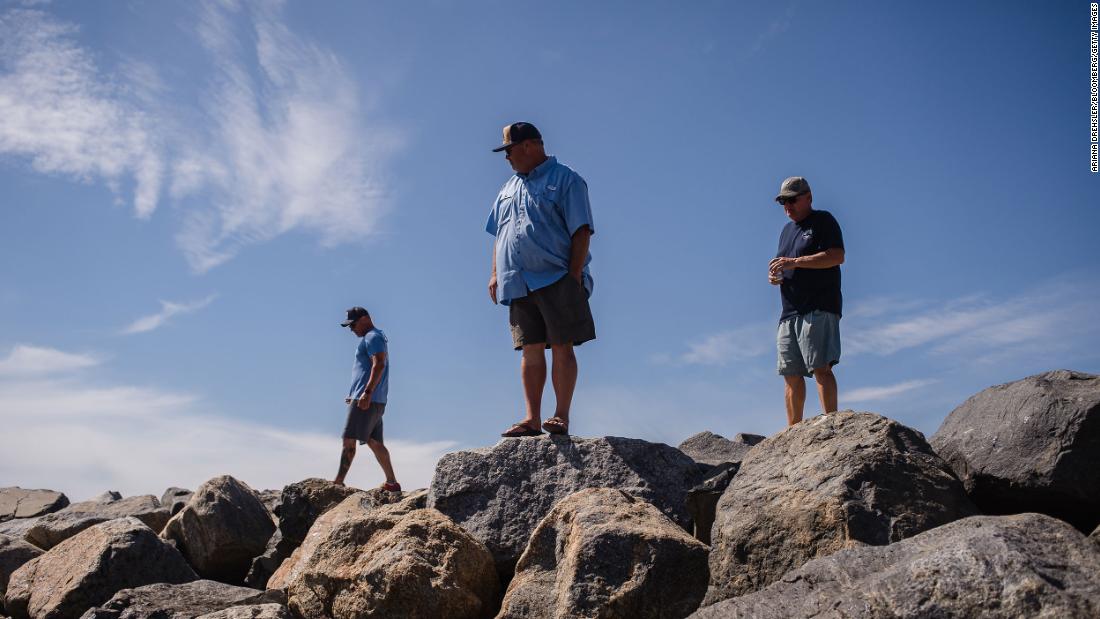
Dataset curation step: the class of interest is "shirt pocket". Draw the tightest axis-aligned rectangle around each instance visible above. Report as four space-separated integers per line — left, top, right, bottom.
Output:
530 187 563 226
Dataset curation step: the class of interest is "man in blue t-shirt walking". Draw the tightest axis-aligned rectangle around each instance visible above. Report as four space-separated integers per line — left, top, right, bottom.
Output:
768 177 846 426
334 306 399 491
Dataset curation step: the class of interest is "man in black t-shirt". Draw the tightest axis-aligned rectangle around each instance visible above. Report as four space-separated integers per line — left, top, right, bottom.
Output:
768 176 845 426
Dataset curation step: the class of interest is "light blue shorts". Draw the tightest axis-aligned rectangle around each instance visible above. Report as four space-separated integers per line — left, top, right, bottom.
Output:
777 310 841 377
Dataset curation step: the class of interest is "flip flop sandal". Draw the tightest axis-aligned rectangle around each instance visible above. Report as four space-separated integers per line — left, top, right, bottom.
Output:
542 417 569 435
501 422 544 437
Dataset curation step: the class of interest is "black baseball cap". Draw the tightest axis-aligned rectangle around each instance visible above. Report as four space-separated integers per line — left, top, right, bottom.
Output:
492 122 542 152
341 306 369 327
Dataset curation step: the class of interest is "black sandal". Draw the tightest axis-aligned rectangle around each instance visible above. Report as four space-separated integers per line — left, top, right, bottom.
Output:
501 422 544 437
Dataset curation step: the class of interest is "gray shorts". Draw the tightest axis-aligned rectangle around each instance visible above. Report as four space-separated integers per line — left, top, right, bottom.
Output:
509 275 596 350
777 310 841 377
342 401 384 445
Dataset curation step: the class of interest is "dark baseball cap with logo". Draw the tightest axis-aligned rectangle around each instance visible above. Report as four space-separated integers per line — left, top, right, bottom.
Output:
341 306 370 327
492 122 542 152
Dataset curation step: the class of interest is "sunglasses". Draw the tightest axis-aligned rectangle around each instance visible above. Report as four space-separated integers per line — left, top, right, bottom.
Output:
778 193 805 205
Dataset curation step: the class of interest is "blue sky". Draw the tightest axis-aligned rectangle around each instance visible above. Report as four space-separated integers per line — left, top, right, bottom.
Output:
2 0 1098 499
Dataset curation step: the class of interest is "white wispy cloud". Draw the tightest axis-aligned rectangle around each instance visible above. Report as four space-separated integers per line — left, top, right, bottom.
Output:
0 8 163 217
0 348 455 500
121 295 216 335
671 323 773 366
0 344 101 376
0 3 397 272
845 279 1100 361
843 379 937 403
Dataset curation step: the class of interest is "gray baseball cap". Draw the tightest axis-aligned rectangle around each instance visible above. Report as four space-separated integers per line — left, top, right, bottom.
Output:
775 176 811 202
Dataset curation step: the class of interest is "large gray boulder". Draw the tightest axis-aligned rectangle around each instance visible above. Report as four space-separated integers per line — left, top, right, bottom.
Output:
26 495 170 550
499 488 709 619
0 521 39 549
243 481 408 589
0 535 41 602
677 431 762 468
708 412 977 603
5 518 197 619
931 370 1100 532
78 580 278 619
428 436 703 577
161 476 275 584
0 489 68 522
692 513 1100 619
271 496 498 619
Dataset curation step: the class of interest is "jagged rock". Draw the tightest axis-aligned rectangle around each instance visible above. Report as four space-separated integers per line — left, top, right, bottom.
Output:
499 488 709 619
267 490 428 591
272 498 498 619
931 370 1100 532
92 492 122 503
677 431 757 467
0 535 41 601
0 520 39 548
195 605 292 619
242 481 400 590
1091 524 1100 548
5 517 197 619
271 479 361 546
78 580 278 619
161 476 275 584
0 489 68 522
685 463 738 545
692 513 1100 618
26 495 171 550
255 492 281 522
161 488 192 517
708 412 977 603
428 436 702 577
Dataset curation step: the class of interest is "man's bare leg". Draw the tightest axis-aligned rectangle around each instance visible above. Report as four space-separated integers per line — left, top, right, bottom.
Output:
812 365 838 414
549 344 578 426
784 375 806 426
520 344 547 429
334 438 356 485
367 438 397 484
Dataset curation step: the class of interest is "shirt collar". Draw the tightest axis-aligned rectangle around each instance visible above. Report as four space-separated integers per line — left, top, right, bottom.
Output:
517 155 557 181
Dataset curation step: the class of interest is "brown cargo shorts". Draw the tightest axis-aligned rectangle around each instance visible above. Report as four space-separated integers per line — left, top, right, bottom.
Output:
509 274 596 350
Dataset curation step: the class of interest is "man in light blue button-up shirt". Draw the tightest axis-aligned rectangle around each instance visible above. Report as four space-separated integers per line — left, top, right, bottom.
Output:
485 122 596 439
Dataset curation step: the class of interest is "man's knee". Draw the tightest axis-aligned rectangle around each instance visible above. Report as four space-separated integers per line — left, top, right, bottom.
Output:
812 365 835 379
342 439 357 450
367 438 386 452
550 344 575 361
783 374 804 386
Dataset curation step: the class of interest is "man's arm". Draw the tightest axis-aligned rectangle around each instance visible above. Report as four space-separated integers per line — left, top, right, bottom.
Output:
770 247 844 273
357 351 387 409
488 242 498 304
568 225 592 283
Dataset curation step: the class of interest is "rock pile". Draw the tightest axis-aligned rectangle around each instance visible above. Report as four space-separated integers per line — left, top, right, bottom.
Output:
931 369 1100 532
1 369 1098 619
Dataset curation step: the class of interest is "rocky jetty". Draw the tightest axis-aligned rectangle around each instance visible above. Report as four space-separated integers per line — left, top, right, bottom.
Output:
692 513 1100 618
161 476 275 584
498 488 708 619
427 435 702 578
1 369 1098 619
931 369 1100 532
707 411 978 603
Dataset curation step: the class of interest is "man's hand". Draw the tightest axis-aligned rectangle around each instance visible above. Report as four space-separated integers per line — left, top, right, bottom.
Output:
768 271 783 285
569 271 582 285
488 274 498 304
769 257 799 274
357 391 373 410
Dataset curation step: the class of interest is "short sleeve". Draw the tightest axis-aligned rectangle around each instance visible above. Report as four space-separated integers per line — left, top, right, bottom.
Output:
818 212 844 251
485 201 499 236
561 174 594 236
365 333 386 357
